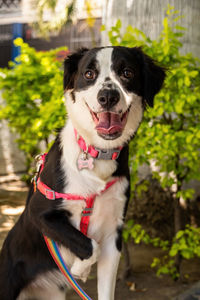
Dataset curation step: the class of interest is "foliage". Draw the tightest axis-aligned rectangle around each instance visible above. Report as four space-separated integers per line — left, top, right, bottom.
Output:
124 221 200 280
151 225 200 279
85 0 96 28
33 0 75 38
84 0 98 47
104 5 200 278
32 0 98 40
123 220 169 250
0 38 67 176
106 5 200 193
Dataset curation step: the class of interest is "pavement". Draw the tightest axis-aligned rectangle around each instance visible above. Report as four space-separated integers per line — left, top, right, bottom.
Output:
174 282 200 300
0 180 27 248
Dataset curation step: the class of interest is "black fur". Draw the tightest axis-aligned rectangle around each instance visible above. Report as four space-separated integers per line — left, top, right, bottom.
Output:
0 137 93 299
113 145 130 251
141 50 166 107
112 46 166 107
0 137 129 299
112 47 143 97
0 46 165 299
63 48 89 90
64 46 165 108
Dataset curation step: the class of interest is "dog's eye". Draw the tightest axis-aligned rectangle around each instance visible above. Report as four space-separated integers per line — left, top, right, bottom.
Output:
84 70 96 80
122 69 133 79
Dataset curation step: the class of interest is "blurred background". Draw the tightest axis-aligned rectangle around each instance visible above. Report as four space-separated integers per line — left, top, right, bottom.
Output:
0 1 200 299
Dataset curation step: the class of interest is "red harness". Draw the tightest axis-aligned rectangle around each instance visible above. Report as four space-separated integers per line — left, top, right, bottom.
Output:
35 153 118 236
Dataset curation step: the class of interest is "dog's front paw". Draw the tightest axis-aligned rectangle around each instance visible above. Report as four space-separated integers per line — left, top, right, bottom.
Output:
71 239 100 282
71 263 91 282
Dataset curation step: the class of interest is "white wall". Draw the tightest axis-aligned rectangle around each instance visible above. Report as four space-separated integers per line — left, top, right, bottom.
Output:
101 0 200 58
0 92 26 178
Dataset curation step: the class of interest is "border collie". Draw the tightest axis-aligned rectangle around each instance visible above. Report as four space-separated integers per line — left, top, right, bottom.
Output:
0 46 165 300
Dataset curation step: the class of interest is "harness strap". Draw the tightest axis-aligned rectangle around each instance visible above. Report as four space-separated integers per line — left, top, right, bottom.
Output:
36 153 118 236
37 179 86 201
80 195 95 236
37 175 118 236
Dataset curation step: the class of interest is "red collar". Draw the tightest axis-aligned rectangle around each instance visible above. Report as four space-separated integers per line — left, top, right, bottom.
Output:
74 129 122 160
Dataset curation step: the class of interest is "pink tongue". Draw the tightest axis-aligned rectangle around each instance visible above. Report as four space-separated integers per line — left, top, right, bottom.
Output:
95 112 123 135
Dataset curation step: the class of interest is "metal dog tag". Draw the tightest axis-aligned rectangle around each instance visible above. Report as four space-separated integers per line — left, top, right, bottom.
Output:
77 152 94 170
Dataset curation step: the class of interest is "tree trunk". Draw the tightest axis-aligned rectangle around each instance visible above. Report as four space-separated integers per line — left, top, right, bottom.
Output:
174 196 182 276
121 241 131 279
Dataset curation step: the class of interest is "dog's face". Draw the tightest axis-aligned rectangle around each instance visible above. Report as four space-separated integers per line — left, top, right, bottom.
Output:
64 46 165 148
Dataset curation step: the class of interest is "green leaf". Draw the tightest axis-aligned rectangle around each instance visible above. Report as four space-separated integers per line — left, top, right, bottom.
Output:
181 250 193 259
115 19 122 29
169 248 178 257
100 24 106 32
184 76 191 87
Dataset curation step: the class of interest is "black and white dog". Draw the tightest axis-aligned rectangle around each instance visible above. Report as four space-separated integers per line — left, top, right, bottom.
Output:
0 46 165 300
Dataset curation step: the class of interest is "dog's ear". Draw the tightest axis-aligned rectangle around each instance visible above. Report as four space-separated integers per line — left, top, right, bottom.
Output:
63 48 88 90
141 50 166 107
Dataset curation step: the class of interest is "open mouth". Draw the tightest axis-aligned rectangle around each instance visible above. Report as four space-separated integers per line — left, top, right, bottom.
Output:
89 107 129 139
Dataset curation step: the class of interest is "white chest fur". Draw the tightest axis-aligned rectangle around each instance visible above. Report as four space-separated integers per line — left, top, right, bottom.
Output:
60 177 128 242
87 178 128 242
59 121 128 262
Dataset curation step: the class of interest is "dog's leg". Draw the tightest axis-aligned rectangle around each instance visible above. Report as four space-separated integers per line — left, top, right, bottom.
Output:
29 198 96 261
70 239 100 282
97 234 121 300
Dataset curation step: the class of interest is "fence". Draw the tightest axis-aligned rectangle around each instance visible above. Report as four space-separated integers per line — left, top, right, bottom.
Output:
0 18 102 68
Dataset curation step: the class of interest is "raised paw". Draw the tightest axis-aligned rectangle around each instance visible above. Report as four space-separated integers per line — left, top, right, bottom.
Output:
71 263 91 282
70 239 100 282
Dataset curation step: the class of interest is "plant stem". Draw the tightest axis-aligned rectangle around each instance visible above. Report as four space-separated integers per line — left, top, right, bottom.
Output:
122 241 131 279
174 196 182 275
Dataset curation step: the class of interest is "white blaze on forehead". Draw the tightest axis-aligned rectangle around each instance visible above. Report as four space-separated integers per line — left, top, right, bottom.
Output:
73 47 115 114
96 47 135 107
96 47 113 79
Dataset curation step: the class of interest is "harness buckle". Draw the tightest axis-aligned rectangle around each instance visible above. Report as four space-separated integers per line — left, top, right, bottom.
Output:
81 207 93 216
45 189 56 200
35 153 44 173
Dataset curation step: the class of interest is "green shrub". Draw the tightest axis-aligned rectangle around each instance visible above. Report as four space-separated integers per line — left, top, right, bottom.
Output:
0 38 67 177
104 5 200 279
124 220 200 280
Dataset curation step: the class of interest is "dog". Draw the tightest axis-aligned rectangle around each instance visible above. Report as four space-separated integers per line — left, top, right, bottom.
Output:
0 46 165 300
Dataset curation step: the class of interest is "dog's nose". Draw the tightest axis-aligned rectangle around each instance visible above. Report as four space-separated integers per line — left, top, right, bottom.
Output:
97 89 120 109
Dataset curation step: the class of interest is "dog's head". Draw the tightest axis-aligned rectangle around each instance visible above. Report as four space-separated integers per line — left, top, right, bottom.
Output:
64 46 165 148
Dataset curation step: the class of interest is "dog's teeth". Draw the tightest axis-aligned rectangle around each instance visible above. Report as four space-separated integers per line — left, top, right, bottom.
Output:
94 112 99 121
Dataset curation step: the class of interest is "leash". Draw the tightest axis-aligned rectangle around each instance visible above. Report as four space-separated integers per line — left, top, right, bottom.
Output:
44 236 92 300
34 147 119 299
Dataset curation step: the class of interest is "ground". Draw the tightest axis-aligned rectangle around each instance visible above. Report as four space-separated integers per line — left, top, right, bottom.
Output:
0 181 200 300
